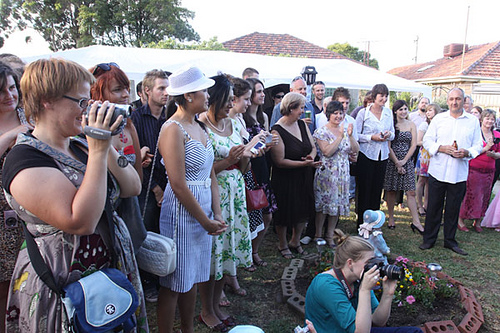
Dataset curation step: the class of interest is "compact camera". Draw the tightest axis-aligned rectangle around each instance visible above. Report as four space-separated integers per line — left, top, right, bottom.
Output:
83 103 131 138
364 258 403 280
4 210 19 229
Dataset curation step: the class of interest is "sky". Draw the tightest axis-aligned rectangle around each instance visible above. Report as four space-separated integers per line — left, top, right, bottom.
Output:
2 0 499 72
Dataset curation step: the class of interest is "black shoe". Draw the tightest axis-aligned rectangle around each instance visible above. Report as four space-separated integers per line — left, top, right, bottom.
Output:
444 245 468 256
411 224 424 235
419 243 433 250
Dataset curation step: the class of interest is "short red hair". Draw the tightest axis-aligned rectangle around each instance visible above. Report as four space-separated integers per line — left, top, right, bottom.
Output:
90 65 130 101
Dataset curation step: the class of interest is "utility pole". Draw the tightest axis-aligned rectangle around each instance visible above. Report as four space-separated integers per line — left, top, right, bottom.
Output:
460 5 470 73
413 36 419 64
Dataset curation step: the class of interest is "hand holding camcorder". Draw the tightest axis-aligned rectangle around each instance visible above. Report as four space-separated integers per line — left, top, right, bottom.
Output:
83 102 131 139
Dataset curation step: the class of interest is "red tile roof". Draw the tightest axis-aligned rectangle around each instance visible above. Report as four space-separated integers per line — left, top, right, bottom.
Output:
222 32 350 60
388 41 500 80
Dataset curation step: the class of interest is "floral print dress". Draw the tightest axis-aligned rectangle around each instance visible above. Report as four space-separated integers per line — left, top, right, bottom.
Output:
207 119 252 280
313 125 351 216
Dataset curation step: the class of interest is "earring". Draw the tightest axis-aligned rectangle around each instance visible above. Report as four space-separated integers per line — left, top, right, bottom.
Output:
188 98 192 102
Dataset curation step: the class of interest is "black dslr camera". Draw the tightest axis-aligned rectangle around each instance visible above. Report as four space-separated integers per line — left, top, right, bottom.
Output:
83 104 131 139
364 258 403 280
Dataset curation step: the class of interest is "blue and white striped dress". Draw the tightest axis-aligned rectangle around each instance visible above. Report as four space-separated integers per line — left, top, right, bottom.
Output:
159 120 214 293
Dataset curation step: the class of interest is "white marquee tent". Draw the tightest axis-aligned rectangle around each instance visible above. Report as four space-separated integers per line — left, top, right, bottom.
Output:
23 45 431 97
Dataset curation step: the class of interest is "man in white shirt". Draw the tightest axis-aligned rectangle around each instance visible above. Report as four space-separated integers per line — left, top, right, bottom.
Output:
409 97 429 129
420 88 482 255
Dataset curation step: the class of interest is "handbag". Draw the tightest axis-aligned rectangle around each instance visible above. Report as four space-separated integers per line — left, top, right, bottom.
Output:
245 170 269 211
136 231 176 277
61 268 139 333
139 120 185 276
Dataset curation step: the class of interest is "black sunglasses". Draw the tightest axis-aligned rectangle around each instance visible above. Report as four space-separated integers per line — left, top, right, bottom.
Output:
92 62 120 75
63 95 90 109
275 94 285 99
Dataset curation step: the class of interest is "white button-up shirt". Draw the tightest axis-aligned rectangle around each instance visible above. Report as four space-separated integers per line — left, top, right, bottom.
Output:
423 110 482 184
356 105 395 161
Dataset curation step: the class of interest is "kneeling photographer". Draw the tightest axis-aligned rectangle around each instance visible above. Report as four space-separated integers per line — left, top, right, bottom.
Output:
305 229 422 333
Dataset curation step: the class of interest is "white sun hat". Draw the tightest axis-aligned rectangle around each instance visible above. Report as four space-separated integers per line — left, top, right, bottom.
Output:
166 66 215 96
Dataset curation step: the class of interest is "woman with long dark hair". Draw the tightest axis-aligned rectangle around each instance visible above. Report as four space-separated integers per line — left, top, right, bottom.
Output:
383 100 423 233
244 78 278 267
198 74 264 331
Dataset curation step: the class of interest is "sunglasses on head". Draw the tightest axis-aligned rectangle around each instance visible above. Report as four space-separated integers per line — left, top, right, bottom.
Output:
92 62 120 76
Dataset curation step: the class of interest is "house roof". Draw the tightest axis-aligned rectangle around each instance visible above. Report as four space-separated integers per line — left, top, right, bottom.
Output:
387 41 500 81
222 32 349 60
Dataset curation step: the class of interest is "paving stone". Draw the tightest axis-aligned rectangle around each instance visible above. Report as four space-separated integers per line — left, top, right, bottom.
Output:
458 286 475 302
289 258 304 269
301 252 319 264
423 320 460 333
281 266 298 281
462 297 484 323
458 313 482 333
281 280 296 300
286 292 305 315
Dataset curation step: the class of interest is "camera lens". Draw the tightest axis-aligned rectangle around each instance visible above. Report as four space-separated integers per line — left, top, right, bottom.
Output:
5 217 18 228
380 264 403 280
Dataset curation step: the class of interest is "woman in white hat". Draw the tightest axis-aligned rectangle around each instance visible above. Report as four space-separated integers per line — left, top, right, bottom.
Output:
157 66 227 333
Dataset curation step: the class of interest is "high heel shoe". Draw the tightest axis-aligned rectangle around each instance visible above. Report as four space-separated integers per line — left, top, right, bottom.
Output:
458 224 469 232
410 224 424 235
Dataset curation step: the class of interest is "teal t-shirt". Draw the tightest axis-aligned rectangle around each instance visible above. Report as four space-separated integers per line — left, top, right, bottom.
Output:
305 273 379 333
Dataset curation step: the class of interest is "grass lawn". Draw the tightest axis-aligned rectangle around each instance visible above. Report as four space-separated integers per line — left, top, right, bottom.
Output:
146 203 500 332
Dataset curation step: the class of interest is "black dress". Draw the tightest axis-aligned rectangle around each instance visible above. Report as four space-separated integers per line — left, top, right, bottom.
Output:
271 121 315 227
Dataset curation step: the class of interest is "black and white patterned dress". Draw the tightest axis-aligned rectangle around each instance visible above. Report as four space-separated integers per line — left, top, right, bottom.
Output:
383 131 416 191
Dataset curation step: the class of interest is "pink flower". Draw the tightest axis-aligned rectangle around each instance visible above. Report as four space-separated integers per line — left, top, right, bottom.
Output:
406 295 416 305
395 256 404 262
398 301 403 307
402 257 409 264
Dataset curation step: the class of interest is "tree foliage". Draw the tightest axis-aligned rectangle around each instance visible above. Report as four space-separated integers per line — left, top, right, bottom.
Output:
328 42 379 70
148 37 226 51
0 0 199 51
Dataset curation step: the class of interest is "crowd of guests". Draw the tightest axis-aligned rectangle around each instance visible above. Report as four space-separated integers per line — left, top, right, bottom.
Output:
0 54 499 333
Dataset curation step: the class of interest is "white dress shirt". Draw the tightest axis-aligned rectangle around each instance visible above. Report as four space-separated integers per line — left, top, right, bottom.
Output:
423 110 483 184
356 106 395 161
410 111 426 129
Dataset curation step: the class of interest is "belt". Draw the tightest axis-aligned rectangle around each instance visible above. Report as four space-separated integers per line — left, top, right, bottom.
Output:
186 178 211 188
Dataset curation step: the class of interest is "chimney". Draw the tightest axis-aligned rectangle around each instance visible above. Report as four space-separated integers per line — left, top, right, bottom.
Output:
443 43 469 57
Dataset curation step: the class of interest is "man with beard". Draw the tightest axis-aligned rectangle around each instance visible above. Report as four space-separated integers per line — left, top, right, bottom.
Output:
419 88 482 256
410 96 430 129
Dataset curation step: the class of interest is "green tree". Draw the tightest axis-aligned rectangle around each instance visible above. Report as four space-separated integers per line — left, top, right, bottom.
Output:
328 42 379 70
0 0 199 51
148 37 226 51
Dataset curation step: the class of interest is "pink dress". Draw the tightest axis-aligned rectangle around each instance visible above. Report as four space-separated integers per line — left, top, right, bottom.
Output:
481 191 500 229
